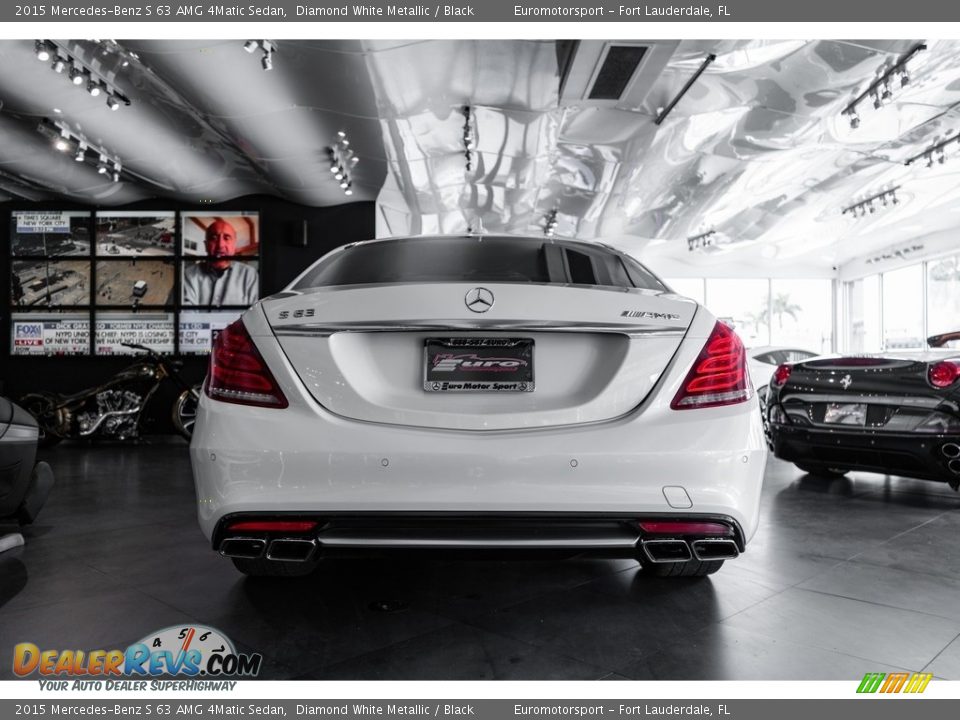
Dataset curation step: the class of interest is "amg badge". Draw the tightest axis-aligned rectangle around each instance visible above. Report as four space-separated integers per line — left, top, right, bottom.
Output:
620 310 681 320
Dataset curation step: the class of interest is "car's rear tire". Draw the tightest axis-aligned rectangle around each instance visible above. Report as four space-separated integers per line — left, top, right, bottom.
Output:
794 462 848 478
231 557 318 577
640 559 724 577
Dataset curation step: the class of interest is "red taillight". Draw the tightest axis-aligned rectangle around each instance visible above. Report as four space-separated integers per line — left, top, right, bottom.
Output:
929 361 960 389
772 364 792 387
227 520 317 533
671 321 752 410
206 319 288 408
638 521 733 537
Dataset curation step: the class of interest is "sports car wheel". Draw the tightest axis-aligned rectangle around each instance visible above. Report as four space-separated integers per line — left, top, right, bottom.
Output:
640 559 724 577
794 462 848 478
231 557 318 577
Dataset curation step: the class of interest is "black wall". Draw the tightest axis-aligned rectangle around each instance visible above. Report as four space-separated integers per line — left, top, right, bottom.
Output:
0 195 375 433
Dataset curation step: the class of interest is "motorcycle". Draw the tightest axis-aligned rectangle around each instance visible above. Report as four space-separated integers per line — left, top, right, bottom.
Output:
19 343 202 447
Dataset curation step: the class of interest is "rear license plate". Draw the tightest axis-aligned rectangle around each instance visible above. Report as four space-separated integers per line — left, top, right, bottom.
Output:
824 403 867 426
424 338 534 392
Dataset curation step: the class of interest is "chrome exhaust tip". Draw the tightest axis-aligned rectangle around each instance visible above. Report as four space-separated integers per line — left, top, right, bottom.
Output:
219 537 266 559
942 443 960 459
266 538 317 562
691 538 740 561
642 539 693 564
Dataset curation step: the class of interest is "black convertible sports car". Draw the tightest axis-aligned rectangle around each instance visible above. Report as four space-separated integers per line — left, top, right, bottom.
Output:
767 331 960 488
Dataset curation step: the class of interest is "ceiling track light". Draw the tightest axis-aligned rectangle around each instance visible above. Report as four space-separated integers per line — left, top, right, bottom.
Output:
543 209 559 237
462 105 476 173
687 229 718 252
327 132 359 197
905 132 960 168
35 40 54 62
38 41 132 110
37 119 123 183
243 40 276 71
842 186 901 218
69 63 85 86
842 43 926 130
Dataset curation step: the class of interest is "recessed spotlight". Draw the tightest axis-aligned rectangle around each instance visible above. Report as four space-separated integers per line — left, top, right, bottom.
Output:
54 138 69 152
87 80 102 97
35 40 51 62
106 95 120 111
69 64 85 86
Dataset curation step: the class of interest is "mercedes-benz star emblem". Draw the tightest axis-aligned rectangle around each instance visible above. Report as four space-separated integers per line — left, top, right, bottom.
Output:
465 287 495 313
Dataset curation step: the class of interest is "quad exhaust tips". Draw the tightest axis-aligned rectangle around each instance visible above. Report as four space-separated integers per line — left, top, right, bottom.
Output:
219 537 266 559
642 538 740 563
219 536 317 562
642 539 692 563
690 539 740 561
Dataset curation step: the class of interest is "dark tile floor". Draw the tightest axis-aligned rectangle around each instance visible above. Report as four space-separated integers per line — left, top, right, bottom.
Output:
3 440 960 680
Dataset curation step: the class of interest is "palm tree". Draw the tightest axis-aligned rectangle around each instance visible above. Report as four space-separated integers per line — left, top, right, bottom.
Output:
770 292 801 329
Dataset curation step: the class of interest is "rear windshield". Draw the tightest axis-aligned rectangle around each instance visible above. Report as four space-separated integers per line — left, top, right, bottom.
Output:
293 236 666 292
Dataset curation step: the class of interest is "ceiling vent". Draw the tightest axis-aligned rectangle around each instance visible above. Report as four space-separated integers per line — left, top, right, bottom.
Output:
589 45 648 100
560 40 679 107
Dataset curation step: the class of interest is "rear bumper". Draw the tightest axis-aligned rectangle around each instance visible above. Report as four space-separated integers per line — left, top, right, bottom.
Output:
213 512 746 561
190 389 767 545
770 423 960 483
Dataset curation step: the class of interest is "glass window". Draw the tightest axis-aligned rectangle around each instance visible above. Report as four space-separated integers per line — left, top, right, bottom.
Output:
927 255 960 339
846 276 881 353
769 279 833 354
882 264 924 350
293 236 665 290
704 279 770 347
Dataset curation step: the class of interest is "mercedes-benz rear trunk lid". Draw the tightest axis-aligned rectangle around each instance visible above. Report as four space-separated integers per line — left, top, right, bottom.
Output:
262 283 697 430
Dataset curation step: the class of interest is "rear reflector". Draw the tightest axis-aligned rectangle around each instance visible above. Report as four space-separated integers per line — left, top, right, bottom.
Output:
227 520 318 533
206 319 288 408
929 361 960 389
639 521 733 536
671 321 752 410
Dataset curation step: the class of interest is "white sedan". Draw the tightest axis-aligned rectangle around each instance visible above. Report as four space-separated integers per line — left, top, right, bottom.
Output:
190 235 767 578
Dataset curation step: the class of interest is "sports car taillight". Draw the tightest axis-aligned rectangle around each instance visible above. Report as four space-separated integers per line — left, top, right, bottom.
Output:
206 319 289 408
671 321 752 410
929 360 960 389
772 364 792 387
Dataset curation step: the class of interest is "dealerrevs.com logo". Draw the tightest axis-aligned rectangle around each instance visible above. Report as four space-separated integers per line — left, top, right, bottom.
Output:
13 625 262 687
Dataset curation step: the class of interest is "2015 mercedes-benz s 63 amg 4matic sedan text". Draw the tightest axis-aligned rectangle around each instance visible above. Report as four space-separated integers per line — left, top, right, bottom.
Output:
190 235 767 578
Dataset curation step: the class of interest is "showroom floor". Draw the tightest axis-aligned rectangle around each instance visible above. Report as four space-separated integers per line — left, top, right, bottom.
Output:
2 440 960 681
